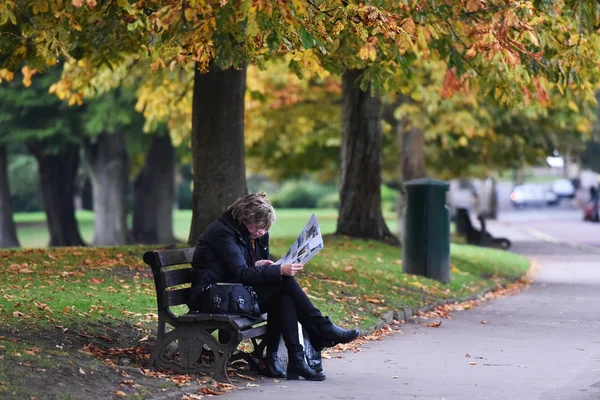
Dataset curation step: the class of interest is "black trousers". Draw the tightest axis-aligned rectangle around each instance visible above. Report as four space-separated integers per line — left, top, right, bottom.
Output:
254 276 325 354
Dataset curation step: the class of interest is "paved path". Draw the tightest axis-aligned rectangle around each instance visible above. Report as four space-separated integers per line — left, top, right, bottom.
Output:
218 217 600 400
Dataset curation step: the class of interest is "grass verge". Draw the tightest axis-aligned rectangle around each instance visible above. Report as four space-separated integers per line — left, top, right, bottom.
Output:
0 237 529 399
13 209 398 248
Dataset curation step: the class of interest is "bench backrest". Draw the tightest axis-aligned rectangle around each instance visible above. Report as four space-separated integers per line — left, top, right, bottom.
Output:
143 247 196 314
455 207 475 233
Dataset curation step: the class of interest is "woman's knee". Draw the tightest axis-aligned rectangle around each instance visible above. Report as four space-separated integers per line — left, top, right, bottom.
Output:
281 275 301 291
280 292 296 309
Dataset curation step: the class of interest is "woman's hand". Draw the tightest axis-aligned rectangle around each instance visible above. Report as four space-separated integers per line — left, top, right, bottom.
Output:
280 263 304 276
255 259 275 267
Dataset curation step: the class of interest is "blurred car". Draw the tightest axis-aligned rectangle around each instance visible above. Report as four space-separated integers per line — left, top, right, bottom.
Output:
510 184 559 208
551 178 576 199
583 201 599 222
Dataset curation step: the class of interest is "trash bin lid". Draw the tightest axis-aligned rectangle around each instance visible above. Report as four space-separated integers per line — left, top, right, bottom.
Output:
404 178 449 189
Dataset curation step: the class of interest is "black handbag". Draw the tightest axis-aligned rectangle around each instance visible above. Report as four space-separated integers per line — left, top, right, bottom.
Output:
199 283 261 318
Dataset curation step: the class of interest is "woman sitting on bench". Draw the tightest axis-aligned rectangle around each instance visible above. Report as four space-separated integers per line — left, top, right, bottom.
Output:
187 192 360 381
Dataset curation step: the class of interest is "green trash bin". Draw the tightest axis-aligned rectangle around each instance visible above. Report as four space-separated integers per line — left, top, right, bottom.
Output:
402 178 451 283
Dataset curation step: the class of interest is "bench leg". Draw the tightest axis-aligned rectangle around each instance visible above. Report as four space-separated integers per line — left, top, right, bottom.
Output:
148 325 240 383
213 348 234 384
146 322 166 369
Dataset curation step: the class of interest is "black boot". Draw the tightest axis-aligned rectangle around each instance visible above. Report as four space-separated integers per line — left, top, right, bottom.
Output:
287 351 326 381
265 352 287 378
263 332 287 378
320 317 360 347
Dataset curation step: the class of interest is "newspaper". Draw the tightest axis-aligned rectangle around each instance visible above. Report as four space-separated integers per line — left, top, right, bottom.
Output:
276 213 324 265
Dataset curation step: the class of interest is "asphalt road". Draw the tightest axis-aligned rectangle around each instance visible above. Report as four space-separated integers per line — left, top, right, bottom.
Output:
217 208 600 400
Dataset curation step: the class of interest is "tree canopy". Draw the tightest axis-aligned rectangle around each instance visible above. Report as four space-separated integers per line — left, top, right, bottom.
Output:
2 1 598 100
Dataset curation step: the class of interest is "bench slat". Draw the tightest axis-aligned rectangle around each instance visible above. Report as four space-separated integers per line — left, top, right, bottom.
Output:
230 313 268 330
176 313 268 325
238 325 268 341
163 268 193 288
166 287 190 307
158 248 195 267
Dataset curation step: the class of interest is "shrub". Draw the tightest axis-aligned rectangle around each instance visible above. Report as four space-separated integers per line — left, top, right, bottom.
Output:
317 192 339 209
271 180 336 209
381 184 398 212
8 154 43 212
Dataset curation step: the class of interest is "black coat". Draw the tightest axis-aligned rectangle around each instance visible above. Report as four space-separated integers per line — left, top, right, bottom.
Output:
188 211 282 310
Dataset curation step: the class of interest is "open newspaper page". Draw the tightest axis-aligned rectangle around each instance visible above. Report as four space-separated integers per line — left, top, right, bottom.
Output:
276 213 324 265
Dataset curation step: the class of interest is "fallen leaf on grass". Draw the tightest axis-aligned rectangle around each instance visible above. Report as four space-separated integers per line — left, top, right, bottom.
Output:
360 295 385 304
114 390 127 397
79 368 86 374
422 321 442 328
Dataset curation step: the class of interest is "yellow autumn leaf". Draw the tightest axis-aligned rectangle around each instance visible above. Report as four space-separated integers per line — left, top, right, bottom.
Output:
0 69 14 83
0 9 17 25
457 136 469 147
465 47 477 59
291 0 307 15
567 100 579 112
332 21 345 36
21 66 37 87
527 30 539 46
357 45 377 61
184 8 196 22
400 18 416 35
32 2 50 14
576 119 590 133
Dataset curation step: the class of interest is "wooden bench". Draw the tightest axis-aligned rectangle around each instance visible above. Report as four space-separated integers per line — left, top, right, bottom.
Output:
143 247 268 383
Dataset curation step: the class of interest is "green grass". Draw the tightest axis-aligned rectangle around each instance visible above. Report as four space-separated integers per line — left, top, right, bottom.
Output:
13 209 398 248
0 239 528 331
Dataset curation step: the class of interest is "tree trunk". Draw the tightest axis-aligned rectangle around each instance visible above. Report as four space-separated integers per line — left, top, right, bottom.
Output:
28 141 85 247
0 145 20 248
383 96 426 244
336 69 398 244
133 134 176 244
188 63 248 245
85 131 130 246
397 119 426 243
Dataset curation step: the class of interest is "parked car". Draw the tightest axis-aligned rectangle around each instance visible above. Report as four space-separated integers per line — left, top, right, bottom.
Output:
510 184 559 208
551 178 576 199
583 201 599 222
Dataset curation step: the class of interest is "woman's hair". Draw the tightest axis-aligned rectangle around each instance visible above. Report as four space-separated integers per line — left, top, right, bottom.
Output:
228 192 276 230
